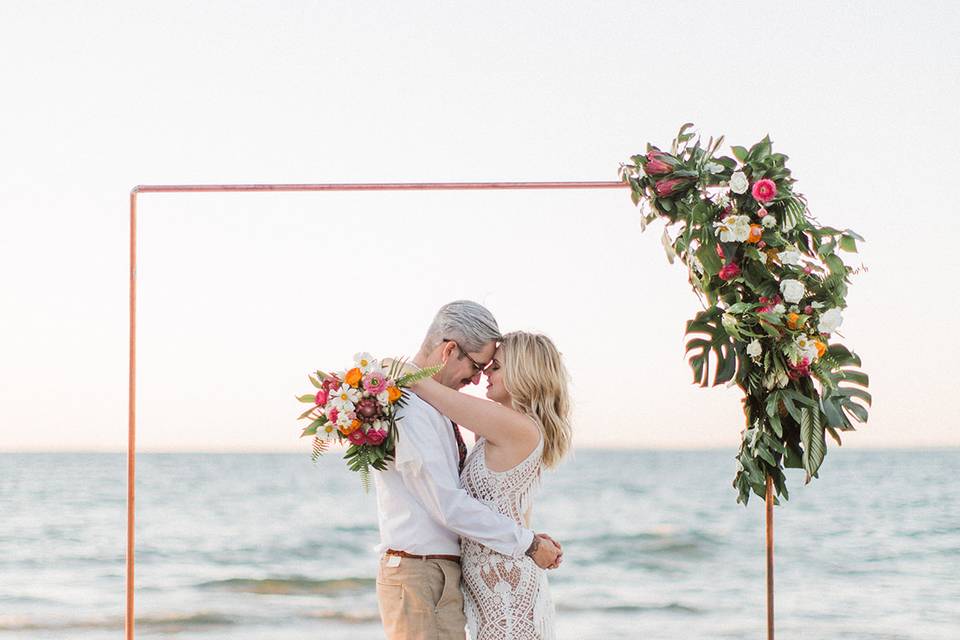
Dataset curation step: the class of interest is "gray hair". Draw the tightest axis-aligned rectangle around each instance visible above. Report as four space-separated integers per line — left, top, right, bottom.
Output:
422 300 502 353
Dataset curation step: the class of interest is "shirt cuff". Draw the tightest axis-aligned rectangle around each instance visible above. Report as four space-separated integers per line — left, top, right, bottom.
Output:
515 528 536 559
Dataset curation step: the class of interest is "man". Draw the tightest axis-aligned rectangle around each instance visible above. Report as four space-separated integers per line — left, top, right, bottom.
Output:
374 300 562 639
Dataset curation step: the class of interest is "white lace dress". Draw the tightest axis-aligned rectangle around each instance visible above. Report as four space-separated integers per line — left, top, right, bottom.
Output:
460 435 555 640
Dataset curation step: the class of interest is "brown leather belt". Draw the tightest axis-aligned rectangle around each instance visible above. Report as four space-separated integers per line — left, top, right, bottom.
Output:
385 548 460 563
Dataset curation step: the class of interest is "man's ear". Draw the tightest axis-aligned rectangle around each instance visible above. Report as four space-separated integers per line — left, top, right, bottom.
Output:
440 340 457 364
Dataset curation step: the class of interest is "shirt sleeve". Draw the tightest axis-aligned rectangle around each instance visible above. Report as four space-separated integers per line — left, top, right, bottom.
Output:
394 397 535 558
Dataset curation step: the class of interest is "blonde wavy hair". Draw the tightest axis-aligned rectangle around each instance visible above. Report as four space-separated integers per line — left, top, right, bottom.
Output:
498 331 572 469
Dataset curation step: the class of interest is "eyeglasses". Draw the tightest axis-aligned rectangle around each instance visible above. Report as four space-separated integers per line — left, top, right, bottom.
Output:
442 339 488 374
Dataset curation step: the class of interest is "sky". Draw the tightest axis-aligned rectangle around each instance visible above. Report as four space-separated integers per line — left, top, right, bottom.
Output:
2 1 959 452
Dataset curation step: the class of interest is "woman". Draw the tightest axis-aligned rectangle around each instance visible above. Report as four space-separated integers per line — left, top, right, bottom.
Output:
410 331 572 640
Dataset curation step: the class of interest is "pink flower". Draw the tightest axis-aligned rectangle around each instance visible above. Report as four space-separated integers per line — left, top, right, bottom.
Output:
803 265 813 275
348 429 367 446
654 178 692 197
718 262 741 281
321 376 340 393
751 179 777 203
804 305 814 315
356 397 380 422
315 389 329 406
325 406 339 424
757 207 768 218
363 371 388 395
787 357 811 381
757 240 767 249
366 428 387 446
715 244 725 260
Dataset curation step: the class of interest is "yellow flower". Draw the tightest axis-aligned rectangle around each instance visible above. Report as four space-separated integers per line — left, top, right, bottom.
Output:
345 368 363 388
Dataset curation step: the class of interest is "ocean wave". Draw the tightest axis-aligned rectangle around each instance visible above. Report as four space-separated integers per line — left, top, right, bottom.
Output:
557 601 703 615
197 576 374 595
0 612 235 632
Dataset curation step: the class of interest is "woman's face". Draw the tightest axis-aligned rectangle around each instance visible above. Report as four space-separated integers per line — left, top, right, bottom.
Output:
484 347 511 405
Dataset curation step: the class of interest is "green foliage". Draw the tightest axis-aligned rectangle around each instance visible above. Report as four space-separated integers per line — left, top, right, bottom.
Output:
621 124 869 506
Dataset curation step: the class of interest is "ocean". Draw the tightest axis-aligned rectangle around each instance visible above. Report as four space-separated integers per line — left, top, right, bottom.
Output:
1 450 957 639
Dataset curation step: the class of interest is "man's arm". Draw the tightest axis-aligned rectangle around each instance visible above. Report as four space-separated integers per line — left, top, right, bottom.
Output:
394 399 560 567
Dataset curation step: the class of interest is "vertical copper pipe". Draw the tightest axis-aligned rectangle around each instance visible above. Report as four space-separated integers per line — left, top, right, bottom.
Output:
766 474 775 640
127 190 137 640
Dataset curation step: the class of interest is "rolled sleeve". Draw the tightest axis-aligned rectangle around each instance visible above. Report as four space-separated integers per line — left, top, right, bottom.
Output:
394 399 534 558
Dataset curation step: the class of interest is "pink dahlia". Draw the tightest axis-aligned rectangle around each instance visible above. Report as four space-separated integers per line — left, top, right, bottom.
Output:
348 429 367 446
751 179 777 203
325 406 339 424
718 262 741 281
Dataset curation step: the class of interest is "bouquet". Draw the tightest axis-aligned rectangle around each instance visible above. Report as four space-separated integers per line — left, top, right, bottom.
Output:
297 353 440 491
619 124 870 504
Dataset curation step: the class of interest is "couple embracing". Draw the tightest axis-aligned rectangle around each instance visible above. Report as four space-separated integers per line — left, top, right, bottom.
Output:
373 300 572 640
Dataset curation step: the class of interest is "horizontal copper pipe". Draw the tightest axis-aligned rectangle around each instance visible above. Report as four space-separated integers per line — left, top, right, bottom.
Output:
127 178 626 639
132 181 626 194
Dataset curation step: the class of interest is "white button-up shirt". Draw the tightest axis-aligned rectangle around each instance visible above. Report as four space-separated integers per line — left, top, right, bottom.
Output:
373 392 535 558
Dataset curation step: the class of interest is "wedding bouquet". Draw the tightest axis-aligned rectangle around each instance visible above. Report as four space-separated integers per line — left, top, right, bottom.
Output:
297 353 440 491
620 124 870 505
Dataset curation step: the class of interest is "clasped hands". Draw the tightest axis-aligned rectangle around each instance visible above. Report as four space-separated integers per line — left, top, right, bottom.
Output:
526 532 563 570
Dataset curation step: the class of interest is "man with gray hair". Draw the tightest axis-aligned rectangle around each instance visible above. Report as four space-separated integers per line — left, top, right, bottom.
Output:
373 300 562 639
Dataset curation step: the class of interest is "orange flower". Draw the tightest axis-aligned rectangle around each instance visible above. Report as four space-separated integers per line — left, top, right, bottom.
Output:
786 313 803 330
747 224 763 244
345 367 363 388
339 419 361 436
815 340 827 358
387 386 402 404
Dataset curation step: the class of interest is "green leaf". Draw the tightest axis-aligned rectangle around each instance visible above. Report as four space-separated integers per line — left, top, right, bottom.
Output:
731 146 748 162
800 407 827 483
297 394 318 404
839 235 858 253
696 243 722 277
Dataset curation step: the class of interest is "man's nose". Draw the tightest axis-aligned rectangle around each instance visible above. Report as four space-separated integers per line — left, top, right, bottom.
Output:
470 370 482 385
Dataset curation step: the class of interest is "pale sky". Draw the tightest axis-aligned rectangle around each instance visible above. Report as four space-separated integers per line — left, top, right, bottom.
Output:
2 1 958 451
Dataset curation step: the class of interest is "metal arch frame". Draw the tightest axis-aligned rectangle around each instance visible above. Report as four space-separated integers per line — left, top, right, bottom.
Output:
125 180 625 639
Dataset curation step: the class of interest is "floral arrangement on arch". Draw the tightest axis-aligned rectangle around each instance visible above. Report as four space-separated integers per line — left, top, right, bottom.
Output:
619 124 870 504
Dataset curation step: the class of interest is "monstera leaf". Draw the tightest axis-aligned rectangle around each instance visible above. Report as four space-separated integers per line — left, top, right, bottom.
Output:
685 306 740 387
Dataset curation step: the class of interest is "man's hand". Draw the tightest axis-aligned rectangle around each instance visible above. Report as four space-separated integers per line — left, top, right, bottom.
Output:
525 532 563 569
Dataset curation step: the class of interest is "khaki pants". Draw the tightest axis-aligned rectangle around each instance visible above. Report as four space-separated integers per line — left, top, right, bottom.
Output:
376 554 466 640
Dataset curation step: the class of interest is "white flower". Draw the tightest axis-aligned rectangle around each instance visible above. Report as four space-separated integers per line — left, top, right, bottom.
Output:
747 339 763 358
772 303 786 315
715 214 752 243
794 334 820 363
812 301 826 309
331 383 360 411
376 390 391 406
780 279 806 304
779 249 803 267
818 308 843 334
761 215 778 229
714 192 731 207
730 171 749 194
336 410 355 427
354 352 378 373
